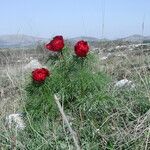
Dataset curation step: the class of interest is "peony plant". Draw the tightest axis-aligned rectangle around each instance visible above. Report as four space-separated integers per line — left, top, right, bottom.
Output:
25 35 109 123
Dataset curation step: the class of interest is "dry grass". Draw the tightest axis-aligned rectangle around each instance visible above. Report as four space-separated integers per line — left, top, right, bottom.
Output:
0 43 150 149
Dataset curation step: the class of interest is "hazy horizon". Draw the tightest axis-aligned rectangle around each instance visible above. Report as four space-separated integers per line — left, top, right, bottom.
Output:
0 33 149 40
0 0 150 39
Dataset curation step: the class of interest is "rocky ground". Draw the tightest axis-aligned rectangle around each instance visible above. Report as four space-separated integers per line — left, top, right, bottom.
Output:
0 42 150 116
0 42 149 149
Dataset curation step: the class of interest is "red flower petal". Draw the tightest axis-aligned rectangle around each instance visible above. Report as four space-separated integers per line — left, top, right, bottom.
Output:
45 35 64 52
74 40 89 57
32 68 50 83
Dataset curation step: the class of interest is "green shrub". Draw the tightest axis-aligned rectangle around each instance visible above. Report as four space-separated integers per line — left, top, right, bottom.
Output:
25 47 110 122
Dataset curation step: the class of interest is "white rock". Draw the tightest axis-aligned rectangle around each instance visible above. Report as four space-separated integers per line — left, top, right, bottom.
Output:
114 79 135 89
107 53 112 57
17 59 22 63
24 59 43 71
6 113 25 130
116 46 120 49
101 56 108 60
100 53 112 60
115 45 127 49
116 53 127 57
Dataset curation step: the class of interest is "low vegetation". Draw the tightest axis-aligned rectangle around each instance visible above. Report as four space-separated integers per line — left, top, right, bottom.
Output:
0 41 150 150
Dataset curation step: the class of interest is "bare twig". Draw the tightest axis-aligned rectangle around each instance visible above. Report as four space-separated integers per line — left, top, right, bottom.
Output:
145 127 150 150
54 94 80 150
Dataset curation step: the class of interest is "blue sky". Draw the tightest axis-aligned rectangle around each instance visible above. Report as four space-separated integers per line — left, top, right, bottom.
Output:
0 0 149 39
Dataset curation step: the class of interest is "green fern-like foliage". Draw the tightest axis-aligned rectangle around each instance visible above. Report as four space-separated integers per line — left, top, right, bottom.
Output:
25 47 110 121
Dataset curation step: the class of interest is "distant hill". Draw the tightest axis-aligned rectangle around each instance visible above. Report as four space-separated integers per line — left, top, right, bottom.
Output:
0 35 103 48
0 34 150 48
0 34 47 48
119 34 150 42
68 36 100 42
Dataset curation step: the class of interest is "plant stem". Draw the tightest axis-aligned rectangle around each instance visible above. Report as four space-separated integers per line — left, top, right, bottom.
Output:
54 94 81 150
60 51 64 59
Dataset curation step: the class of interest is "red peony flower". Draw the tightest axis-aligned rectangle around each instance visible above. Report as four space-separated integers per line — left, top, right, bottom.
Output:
74 40 89 57
32 68 50 83
45 35 64 52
